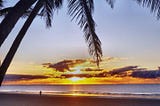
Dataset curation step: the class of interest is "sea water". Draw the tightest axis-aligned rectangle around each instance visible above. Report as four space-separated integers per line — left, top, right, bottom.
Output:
1 84 160 98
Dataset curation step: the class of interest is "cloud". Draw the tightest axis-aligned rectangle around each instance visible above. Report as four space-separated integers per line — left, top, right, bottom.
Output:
43 62 70 72
83 68 103 72
42 59 86 72
88 66 138 78
102 57 128 62
42 58 122 73
4 67 160 85
59 66 137 78
49 65 148 79
61 73 92 78
107 66 160 79
131 70 160 78
4 74 49 81
42 58 160 79
108 66 138 75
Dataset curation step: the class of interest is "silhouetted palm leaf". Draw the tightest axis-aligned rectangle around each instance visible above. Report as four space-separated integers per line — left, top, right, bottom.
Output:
0 0 64 85
106 0 115 8
0 0 43 86
0 0 38 47
40 0 63 27
68 0 102 67
135 0 160 19
0 0 3 8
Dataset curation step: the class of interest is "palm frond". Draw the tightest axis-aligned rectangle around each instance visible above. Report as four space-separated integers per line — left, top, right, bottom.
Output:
68 0 102 67
0 0 3 8
54 0 63 8
40 0 63 27
106 0 115 8
135 0 160 19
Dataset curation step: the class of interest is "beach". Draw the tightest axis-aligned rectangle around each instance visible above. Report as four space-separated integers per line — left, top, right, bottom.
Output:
0 93 160 106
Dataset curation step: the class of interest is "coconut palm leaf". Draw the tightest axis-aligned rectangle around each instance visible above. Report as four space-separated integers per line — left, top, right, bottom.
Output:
0 0 3 8
0 0 44 86
135 0 160 19
0 0 38 48
68 0 102 67
106 0 115 8
40 0 63 27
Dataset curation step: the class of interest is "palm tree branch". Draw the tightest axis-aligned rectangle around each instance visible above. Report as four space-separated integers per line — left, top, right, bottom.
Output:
135 0 160 19
0 0 3 8
40 0 63 27
0 0 43 86
106 0 115 8
68 0 102 67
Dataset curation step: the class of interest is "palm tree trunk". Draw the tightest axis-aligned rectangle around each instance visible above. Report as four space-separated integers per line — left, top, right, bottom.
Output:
0 0 37 47
0 0 43 86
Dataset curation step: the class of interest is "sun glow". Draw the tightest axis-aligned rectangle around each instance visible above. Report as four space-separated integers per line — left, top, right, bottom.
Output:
69 68 82 74
69 77 83 82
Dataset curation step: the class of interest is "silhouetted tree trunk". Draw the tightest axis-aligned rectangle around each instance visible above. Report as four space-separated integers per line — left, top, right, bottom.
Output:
0 0 43 86
0 0 37 47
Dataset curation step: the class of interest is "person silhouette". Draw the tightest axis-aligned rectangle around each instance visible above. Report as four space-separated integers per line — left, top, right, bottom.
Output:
40 91 42 96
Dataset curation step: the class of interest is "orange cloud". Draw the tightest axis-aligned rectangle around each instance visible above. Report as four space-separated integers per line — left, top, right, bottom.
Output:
4 58 160 85
42 59 86 72
4 74 49 81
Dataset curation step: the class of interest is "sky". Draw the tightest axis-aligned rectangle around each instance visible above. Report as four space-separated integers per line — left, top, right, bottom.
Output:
1 0 160 85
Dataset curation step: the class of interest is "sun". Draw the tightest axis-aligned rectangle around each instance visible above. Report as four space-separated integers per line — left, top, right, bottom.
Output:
66 67 85 83
69 77 83 82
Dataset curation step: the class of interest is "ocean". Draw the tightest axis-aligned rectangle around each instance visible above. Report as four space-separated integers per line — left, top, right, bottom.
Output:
1 84 160 98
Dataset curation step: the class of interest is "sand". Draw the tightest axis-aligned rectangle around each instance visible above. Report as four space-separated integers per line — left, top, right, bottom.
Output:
0 93 160 106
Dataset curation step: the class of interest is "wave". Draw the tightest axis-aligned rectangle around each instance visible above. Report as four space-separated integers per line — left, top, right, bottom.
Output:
1 90 160 99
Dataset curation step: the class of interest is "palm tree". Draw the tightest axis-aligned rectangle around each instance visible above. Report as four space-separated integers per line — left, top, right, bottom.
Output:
0 0 115 85
0 0 3 8
0 0 45 85
0 0 37 47
0 0 159 86
0 0 114 64
68 0 103 67
2 0 159 85
0 0 63 85
135 0 160 19
106 0 115 8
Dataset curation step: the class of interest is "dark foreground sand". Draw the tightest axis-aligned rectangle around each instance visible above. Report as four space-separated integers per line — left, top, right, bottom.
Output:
0 93 160 106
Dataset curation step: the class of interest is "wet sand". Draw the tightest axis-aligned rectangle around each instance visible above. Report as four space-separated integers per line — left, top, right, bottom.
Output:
0 93 160 106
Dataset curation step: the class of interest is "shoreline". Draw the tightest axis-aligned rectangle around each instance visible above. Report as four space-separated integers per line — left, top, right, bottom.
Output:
0 92 160 106
1 90 160 99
